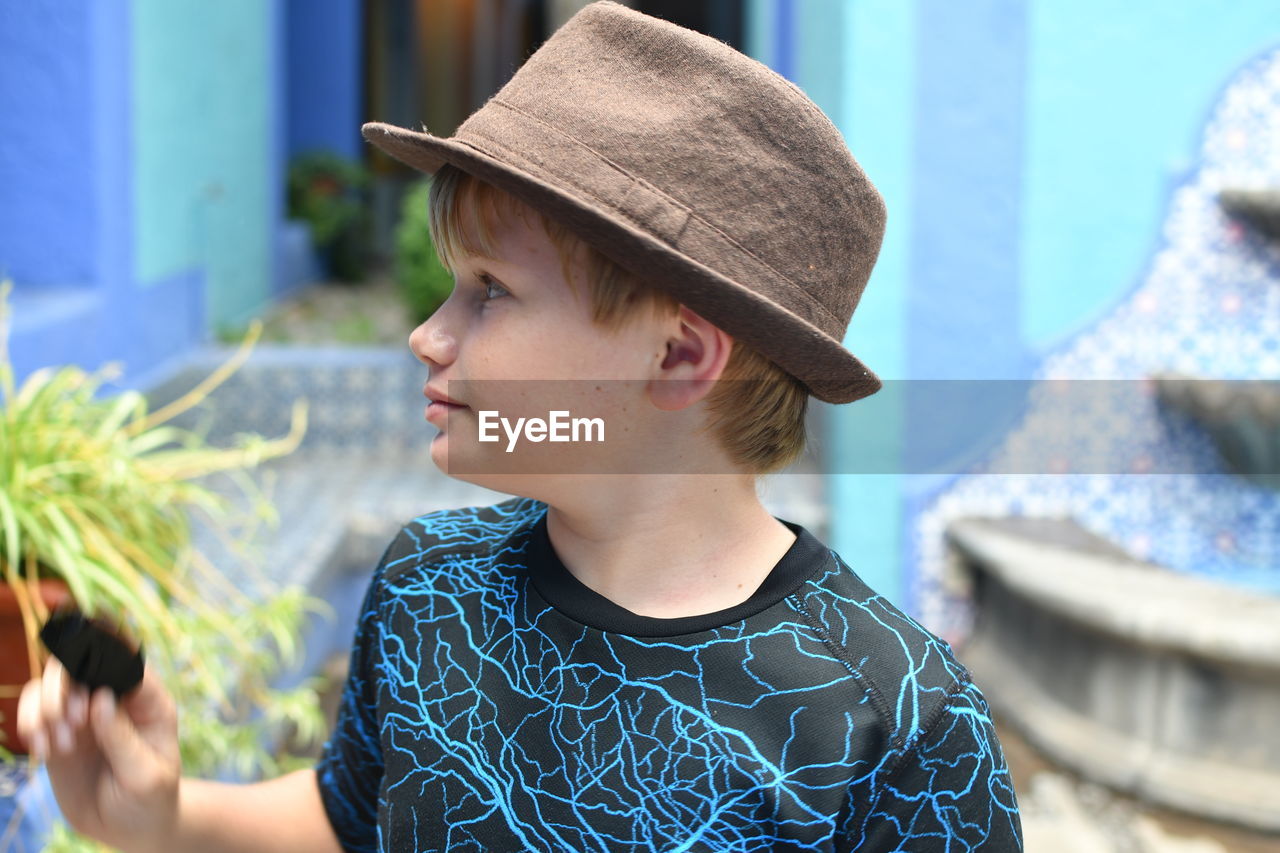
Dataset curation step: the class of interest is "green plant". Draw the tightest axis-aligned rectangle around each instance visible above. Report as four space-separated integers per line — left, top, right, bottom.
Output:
0 280 332 852
287 151 372 282
395 179 455 324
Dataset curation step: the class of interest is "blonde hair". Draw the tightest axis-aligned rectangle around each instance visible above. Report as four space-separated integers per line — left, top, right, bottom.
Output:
426 164 809 474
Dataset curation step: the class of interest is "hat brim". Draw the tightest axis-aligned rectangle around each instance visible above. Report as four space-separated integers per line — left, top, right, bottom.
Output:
363 121 882 405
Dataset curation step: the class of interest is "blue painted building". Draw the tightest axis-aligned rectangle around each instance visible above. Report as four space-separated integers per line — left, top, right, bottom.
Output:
3 0 1277 634
0 0 363 392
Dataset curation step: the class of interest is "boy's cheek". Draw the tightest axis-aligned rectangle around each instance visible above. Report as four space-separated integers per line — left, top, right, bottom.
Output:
452 380 614 423
452 411 611 475
428 380 663 476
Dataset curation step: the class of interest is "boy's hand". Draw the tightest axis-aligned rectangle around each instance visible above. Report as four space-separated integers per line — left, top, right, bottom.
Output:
16 656 181 853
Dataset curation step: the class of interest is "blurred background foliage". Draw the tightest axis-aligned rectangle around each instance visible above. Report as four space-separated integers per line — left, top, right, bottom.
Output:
286 151 373 283
395 179 454 326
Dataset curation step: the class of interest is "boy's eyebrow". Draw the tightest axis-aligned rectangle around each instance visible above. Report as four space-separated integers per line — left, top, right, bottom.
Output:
454 248 523 273
449 254 533 288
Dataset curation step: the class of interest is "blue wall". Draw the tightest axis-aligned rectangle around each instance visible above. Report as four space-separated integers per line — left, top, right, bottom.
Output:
0 4 96 290
286 0 364 161
1 3 140 387
749 0 1280 617
910 0 1029 381
1 0 364 394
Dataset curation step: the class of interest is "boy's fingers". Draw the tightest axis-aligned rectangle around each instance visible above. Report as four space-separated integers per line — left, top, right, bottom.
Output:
119 664 169 723
122 666 179 764
90 667 179 786
67 685 89 726
39 657 68 727
15 678 45 754
90 687 160 788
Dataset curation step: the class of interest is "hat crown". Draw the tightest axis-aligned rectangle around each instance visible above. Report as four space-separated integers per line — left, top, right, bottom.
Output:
456 1 886 340
363 0 887 401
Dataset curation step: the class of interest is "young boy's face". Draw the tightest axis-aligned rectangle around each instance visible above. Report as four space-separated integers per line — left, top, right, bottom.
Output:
409 195 680 488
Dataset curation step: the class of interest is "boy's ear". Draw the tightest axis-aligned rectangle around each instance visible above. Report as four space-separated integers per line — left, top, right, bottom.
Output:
648 306 733 411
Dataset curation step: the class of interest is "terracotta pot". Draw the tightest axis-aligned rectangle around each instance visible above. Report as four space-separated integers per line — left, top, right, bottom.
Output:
0 579 73 754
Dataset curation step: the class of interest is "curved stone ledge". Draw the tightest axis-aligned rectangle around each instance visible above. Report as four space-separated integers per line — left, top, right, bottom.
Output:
1153 372 1280 490
947 517 1280 834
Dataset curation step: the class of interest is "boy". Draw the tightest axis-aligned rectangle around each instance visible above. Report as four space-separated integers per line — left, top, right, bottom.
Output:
18 3 1023 850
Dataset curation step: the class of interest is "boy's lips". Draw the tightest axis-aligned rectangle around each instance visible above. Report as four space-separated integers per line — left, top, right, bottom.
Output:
424 384 467 407
424 383 468 425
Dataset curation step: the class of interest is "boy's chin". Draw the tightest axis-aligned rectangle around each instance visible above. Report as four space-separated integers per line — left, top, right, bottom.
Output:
428 432 633 495
427 431 536 484
430 461 583 506
429 435 506 489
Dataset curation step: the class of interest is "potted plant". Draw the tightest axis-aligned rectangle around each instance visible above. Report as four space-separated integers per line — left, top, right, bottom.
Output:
395 178 455 324
287 150 373 282
0 280 331 852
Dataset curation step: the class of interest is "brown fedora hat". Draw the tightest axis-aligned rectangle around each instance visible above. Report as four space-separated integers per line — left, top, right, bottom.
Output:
362 0 886 404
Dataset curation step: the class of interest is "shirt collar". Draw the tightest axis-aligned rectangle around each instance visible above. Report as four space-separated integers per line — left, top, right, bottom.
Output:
523 506 834 637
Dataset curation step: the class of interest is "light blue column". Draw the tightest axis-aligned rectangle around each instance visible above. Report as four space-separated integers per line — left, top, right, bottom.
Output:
793 0 845 128
133 0 274 332
746 0 796 81
745 0 776 70
825 0 916 607
910 0 1028 382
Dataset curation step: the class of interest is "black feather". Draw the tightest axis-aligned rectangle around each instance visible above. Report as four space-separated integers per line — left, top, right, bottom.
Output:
39 608 145 697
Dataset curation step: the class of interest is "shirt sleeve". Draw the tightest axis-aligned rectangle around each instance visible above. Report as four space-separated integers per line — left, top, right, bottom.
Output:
314 534 399 853
850 678 1025 851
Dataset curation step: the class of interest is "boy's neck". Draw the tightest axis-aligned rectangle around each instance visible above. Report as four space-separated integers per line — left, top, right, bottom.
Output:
541 475 798 620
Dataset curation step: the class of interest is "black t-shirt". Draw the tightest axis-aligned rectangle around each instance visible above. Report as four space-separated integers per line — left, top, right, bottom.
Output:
316 496 1023 851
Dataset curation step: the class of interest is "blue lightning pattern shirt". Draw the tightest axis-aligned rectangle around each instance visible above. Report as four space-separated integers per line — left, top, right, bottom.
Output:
315 497 1023 851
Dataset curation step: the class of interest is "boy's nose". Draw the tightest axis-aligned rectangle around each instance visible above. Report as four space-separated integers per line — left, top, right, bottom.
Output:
409 319 459 368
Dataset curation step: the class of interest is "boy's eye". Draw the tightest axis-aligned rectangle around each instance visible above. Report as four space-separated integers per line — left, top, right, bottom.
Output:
479 274 508 301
